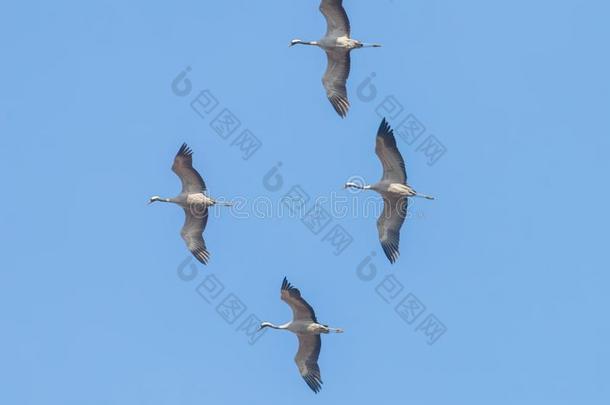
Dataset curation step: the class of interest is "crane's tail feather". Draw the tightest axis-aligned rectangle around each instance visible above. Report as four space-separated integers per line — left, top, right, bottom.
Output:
415 192 435 200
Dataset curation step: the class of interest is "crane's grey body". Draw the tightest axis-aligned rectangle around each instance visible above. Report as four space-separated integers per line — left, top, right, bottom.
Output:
149 143 231 265
260 278 343 394
345 119 435 264
290 0 381 118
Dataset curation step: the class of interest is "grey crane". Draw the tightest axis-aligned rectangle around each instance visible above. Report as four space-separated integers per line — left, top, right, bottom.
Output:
149 143 232 265
259 277 344 393
344 119 435 264
290 0 381 118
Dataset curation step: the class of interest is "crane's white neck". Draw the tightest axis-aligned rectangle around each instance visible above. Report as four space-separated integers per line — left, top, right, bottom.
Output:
344 182 371 190
259 321 289 331
149 196 172 204
290 39 318 47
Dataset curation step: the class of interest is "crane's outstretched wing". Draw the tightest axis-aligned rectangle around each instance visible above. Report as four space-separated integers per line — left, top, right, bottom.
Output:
320 0 350 37
377 195 407 264
280 277 318 323
375 119 407 183
180 207 209 265
323 50 351 118
172 143 207 194
295 333 323 393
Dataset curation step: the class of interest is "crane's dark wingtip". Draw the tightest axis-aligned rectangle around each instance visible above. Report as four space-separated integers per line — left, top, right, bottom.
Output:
177 143 194 158
381 242 399 264
281 277 295 292
378 118 394 137
329 94 350 118
303 374 323 393
281 277 305 299
191 247 210 265
377 118 399 150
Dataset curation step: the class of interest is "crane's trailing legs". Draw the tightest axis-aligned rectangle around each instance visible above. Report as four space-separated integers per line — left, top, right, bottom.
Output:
358 42 382 48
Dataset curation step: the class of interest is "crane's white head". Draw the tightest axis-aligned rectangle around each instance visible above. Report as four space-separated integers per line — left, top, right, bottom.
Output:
148 196 168 205
344 182 370 190
289 39 317 47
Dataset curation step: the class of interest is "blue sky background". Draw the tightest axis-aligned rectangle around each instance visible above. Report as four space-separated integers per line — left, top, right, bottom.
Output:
1 0 609 404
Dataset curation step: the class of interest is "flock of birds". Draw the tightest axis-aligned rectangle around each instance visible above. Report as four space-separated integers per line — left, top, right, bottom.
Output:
150 0 434 394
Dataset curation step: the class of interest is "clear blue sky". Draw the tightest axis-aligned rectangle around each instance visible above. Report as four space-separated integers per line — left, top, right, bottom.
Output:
1 1 609 404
